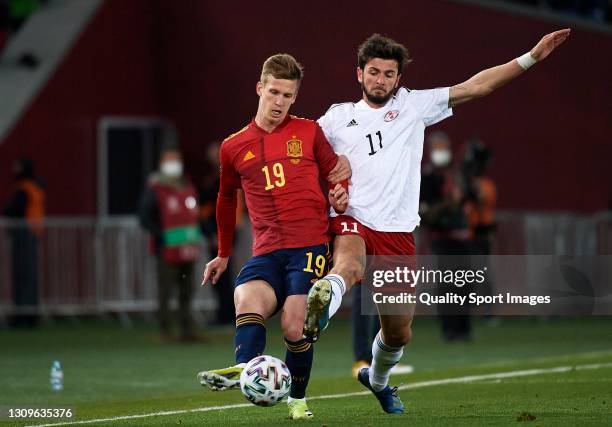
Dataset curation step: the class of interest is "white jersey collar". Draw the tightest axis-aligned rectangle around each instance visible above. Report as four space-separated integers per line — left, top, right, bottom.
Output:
355 94 397 111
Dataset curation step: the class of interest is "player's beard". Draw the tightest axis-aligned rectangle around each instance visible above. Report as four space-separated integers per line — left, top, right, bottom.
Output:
362 81 394 106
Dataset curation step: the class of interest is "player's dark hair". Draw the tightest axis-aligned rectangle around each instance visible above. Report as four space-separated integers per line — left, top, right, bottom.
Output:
357 34 412 73
261 53 304 84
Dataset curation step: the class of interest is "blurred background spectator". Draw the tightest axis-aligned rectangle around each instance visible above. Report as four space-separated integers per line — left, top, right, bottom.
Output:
3 156 45 328
462 138 497 258
420 131 473 342
138 131 202 342
463 138 498 316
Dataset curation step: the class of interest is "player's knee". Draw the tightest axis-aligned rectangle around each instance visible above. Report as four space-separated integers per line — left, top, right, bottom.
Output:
233 291 248 313
234 288 266 316
336 257 364 284
281 321 304 342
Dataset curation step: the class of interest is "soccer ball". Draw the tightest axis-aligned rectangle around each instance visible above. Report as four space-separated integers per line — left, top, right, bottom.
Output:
239 355 291 407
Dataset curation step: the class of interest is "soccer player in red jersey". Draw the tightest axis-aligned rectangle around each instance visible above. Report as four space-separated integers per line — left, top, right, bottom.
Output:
197 53 350 420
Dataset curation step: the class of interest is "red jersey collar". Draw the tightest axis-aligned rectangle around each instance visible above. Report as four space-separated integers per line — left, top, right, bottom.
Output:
250 115 292 135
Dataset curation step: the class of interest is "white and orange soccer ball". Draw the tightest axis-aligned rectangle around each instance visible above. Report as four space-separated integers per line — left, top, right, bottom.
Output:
239 355 291 407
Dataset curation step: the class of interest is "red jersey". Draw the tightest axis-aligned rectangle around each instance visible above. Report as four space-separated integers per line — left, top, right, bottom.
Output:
217 115 339 257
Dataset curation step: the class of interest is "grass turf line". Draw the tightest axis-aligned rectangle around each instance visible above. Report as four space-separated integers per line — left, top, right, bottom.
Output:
1 317 611 426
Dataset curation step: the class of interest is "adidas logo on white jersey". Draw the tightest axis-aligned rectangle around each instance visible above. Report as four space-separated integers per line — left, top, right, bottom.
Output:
346 119 358 127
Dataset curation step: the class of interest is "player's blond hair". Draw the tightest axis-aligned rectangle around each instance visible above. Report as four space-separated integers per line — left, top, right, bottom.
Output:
260 54 304 85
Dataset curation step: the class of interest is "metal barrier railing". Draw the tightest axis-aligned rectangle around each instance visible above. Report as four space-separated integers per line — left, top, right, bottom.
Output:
0 217 214 318
493 211 612 255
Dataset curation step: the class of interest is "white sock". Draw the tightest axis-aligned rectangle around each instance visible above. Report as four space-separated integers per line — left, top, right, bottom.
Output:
325 274 346 318
369 330 404 392
287 397 306 404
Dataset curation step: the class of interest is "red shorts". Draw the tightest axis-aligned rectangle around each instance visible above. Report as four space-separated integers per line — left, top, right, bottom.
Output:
331 215 416 294
330 215 415 256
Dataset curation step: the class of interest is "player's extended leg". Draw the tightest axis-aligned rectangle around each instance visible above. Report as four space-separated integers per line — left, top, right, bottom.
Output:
357 305 415 414
303 234 366 341
281 295 314 419
198 280 277 391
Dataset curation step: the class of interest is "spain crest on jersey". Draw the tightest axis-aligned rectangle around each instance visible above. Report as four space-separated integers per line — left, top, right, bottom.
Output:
287 136 302 164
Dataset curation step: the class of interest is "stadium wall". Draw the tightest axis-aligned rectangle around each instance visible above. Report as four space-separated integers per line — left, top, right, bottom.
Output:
1 0 610 215
0 0 161 215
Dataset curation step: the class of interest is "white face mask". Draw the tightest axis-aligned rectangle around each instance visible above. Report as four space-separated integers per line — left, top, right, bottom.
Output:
431 150 451 167
161 160 183 177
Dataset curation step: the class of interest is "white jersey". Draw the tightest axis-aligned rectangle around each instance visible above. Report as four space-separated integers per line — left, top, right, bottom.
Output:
318 87 452 232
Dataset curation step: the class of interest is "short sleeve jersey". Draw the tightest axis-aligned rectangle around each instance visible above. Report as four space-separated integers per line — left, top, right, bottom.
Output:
318 87 452 232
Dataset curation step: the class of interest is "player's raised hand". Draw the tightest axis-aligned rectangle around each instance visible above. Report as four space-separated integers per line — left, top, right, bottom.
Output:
328 155 352 184
530 29 571 62
201 256 229 286
329 183 348 213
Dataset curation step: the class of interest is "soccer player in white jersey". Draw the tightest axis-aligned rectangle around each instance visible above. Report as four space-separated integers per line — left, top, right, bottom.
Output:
303 29 571 413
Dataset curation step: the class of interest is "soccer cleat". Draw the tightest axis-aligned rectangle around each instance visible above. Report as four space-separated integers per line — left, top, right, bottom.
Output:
352 360 370 379
288 399 313 419
357 367 404 414
303 279 332 342
197 364 243 391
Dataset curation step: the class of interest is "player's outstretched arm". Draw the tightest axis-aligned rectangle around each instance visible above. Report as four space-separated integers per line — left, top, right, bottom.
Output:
449 29 571 107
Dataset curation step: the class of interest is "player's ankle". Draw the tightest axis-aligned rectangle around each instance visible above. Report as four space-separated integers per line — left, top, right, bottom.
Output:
370 380 386 392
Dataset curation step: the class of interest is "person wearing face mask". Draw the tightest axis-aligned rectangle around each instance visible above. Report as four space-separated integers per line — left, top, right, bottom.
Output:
462 138 496 257
3 156 45 328
420 131 472 342
139 137 202 341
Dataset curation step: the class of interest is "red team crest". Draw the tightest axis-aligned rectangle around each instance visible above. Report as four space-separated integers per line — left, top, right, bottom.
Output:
384 110 400 122
286 136 303 164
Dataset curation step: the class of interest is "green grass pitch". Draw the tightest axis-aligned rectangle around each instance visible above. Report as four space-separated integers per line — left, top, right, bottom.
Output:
1 316 611 426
